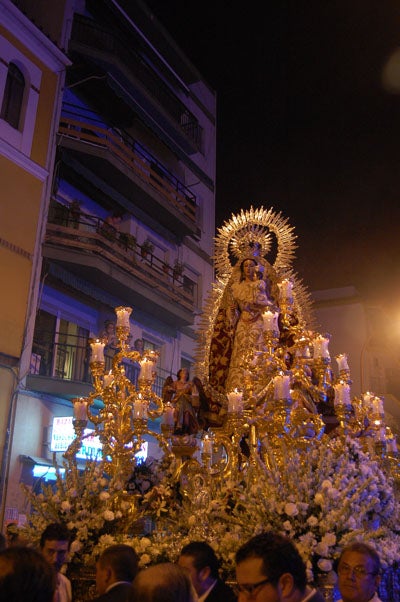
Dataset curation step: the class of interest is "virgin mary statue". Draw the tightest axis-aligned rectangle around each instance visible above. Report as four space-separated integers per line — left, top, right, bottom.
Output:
195 206 315 406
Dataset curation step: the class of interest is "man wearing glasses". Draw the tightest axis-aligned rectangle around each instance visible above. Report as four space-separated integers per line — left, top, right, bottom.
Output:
235 531 325 601
337 542 382 602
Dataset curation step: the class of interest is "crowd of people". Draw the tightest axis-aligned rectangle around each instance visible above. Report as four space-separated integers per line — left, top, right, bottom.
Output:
0 520 384 602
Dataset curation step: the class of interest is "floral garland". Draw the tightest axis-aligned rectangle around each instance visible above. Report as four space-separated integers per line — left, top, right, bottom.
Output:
22 435 400 582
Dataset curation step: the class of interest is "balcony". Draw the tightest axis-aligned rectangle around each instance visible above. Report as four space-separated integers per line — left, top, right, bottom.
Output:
27 333 168 400
68 14 203 155
57 113 198 239
43 204 196 328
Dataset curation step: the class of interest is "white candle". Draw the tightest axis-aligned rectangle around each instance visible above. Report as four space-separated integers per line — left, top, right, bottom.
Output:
103 370 113 387
73 397 88 420
262 309 279 331
227 389 243 413
133 398 143 419
273 372 291 400
372 396 384 415
139 358 155 380
202 435 213 454
90 339 105 362
296 337 311 358
163 402 175 426
277 278 293 301
362 391 374 411
333 381 351 406
115 306 132 328
336 353 349 371
377 427 386 442
313 335 330 360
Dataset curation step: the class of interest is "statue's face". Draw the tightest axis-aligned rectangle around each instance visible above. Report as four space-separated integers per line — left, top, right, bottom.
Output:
179 368 189 381
242 259 256 279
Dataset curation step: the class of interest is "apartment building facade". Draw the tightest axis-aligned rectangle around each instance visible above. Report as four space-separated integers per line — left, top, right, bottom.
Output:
1 0 216 523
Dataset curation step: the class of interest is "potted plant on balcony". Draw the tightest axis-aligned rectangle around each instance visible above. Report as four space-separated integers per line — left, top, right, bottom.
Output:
119 232 136 252
140 239 154 259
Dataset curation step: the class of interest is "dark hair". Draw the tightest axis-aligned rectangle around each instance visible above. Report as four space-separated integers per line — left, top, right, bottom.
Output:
0 546 56 602
180 541 220 579
5 522 19 545
39 523 71 549
132 563 195 602
337 541 381 575
177 368 189 381
97 544 139 582
235 531 307 592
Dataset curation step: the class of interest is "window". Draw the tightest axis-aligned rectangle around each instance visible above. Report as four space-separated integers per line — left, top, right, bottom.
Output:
1 62 25 129
31 310 90 382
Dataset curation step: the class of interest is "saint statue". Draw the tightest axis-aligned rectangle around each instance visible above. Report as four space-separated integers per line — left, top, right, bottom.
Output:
195 206 315 407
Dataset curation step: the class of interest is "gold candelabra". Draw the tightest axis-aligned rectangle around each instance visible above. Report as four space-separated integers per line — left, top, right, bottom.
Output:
64 302 399 529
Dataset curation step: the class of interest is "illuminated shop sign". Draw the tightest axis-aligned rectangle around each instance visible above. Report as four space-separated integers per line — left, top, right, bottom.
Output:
50 417 147 462
50 416 102 460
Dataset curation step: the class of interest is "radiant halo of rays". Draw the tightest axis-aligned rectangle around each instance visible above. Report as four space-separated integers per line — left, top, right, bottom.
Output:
195 205 315 384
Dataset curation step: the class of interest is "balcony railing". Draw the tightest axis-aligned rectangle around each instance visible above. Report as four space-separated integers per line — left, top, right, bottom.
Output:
58 115 197 225
70 14 203 150
30 333 169 398
46 203 196 311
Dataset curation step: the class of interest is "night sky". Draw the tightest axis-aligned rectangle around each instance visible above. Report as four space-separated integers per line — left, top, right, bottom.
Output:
146 1 400 315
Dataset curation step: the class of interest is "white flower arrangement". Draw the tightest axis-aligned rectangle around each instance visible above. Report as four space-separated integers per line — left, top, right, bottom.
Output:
21 434 400 583
21 455 180 568
125 435 399 582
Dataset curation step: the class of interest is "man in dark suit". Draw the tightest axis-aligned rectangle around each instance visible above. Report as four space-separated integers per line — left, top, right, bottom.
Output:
178 541 237 602
93 544 139 602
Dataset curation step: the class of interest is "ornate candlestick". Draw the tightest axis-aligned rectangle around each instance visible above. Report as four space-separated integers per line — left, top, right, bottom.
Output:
262 309 280 358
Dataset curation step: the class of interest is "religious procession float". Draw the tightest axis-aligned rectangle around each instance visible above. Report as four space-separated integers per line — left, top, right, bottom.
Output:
22 207 400 601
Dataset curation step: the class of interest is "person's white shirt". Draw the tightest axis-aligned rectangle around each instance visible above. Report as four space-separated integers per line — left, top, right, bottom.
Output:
57 572 72 602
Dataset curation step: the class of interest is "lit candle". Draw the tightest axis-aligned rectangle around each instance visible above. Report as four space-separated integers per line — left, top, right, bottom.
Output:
273 372 291 400
163 402 175 426
103 370 113 387
202 435 213 454
333 381 351 407
115 306 132 328
372 396 384 415
277 278 293 301
139 358 155 380
262 309 279 331
313 335 330 360
362 391 374 411
73 397 88 421
90 339 105 362
227 389 243 413
133 398 143 419
336 353 349 371
296 337 311 358
377 427 386 442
